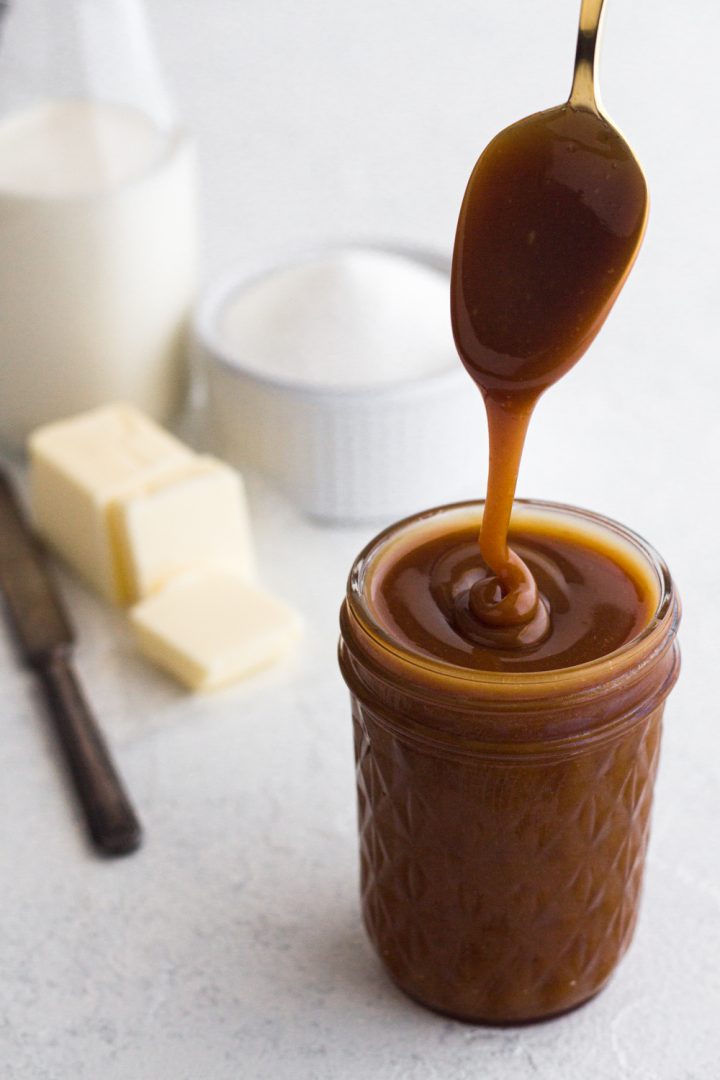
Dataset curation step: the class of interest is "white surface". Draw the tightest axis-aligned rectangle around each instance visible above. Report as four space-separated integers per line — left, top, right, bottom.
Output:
1 0 719 1077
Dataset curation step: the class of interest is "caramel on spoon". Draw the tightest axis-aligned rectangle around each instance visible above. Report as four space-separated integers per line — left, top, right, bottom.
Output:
450 0 648 644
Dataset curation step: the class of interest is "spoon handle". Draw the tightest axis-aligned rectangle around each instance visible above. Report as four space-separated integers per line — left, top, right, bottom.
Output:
569 0 606 111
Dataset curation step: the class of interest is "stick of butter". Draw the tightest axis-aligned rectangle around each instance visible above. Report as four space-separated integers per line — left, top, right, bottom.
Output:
29 405 256 606
114 456 256 602
30 404 195 603
130 569 302 691
29 403 301 691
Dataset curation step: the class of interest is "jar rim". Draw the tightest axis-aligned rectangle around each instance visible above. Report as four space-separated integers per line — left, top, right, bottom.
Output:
347 498 677 694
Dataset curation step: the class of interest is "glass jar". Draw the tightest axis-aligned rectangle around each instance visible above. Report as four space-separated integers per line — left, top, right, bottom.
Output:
0 0 196 451
339 500 681 1024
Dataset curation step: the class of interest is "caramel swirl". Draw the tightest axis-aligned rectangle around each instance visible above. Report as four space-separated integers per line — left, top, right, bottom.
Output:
430 537 550 651
450 105 647 642
371 523 653 674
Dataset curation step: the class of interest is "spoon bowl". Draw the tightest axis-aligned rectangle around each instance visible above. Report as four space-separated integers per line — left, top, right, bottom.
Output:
451 104 648 398
451 0 648 398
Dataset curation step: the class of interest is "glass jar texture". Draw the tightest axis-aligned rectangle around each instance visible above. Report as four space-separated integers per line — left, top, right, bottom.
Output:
339 500 681 1024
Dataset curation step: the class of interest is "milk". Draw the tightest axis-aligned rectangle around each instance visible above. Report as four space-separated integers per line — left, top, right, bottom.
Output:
0 100 196 451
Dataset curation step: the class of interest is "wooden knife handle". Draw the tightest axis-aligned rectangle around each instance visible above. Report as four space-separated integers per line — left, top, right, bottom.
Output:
36 649 142 856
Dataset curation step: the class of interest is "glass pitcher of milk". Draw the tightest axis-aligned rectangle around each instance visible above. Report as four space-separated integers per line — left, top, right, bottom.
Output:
0 0 196 451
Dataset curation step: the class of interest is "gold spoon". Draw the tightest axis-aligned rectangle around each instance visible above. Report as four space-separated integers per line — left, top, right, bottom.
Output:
451 0 648 635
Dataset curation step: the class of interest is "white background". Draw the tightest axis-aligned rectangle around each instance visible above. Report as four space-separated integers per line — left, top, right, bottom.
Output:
1 1 719 1077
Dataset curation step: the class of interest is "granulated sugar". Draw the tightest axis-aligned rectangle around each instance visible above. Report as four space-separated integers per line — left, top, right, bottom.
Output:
217 249 453 388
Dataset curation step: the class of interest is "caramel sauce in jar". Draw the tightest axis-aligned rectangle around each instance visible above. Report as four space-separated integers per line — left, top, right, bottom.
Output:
340 502 680 1023
339 14 678 1026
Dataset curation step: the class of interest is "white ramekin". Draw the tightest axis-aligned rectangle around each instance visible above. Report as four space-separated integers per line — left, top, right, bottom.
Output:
194 244 483 522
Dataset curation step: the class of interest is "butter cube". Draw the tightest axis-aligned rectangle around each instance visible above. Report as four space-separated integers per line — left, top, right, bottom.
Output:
115 456 255 602
130 569 302 691
30 404 195 603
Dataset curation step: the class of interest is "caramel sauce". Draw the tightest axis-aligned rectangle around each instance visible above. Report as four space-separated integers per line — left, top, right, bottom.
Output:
371 516 656 673
448 104 648 652
369 107 650 670
340 2 682 1026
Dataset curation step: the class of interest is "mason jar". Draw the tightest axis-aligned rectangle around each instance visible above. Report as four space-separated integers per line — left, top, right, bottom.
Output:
339 500 681 1023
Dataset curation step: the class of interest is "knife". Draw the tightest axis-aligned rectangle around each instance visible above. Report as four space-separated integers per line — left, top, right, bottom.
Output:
0 469 142 856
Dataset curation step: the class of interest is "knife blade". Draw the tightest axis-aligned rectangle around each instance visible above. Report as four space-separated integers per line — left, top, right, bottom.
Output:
0 469 142 855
